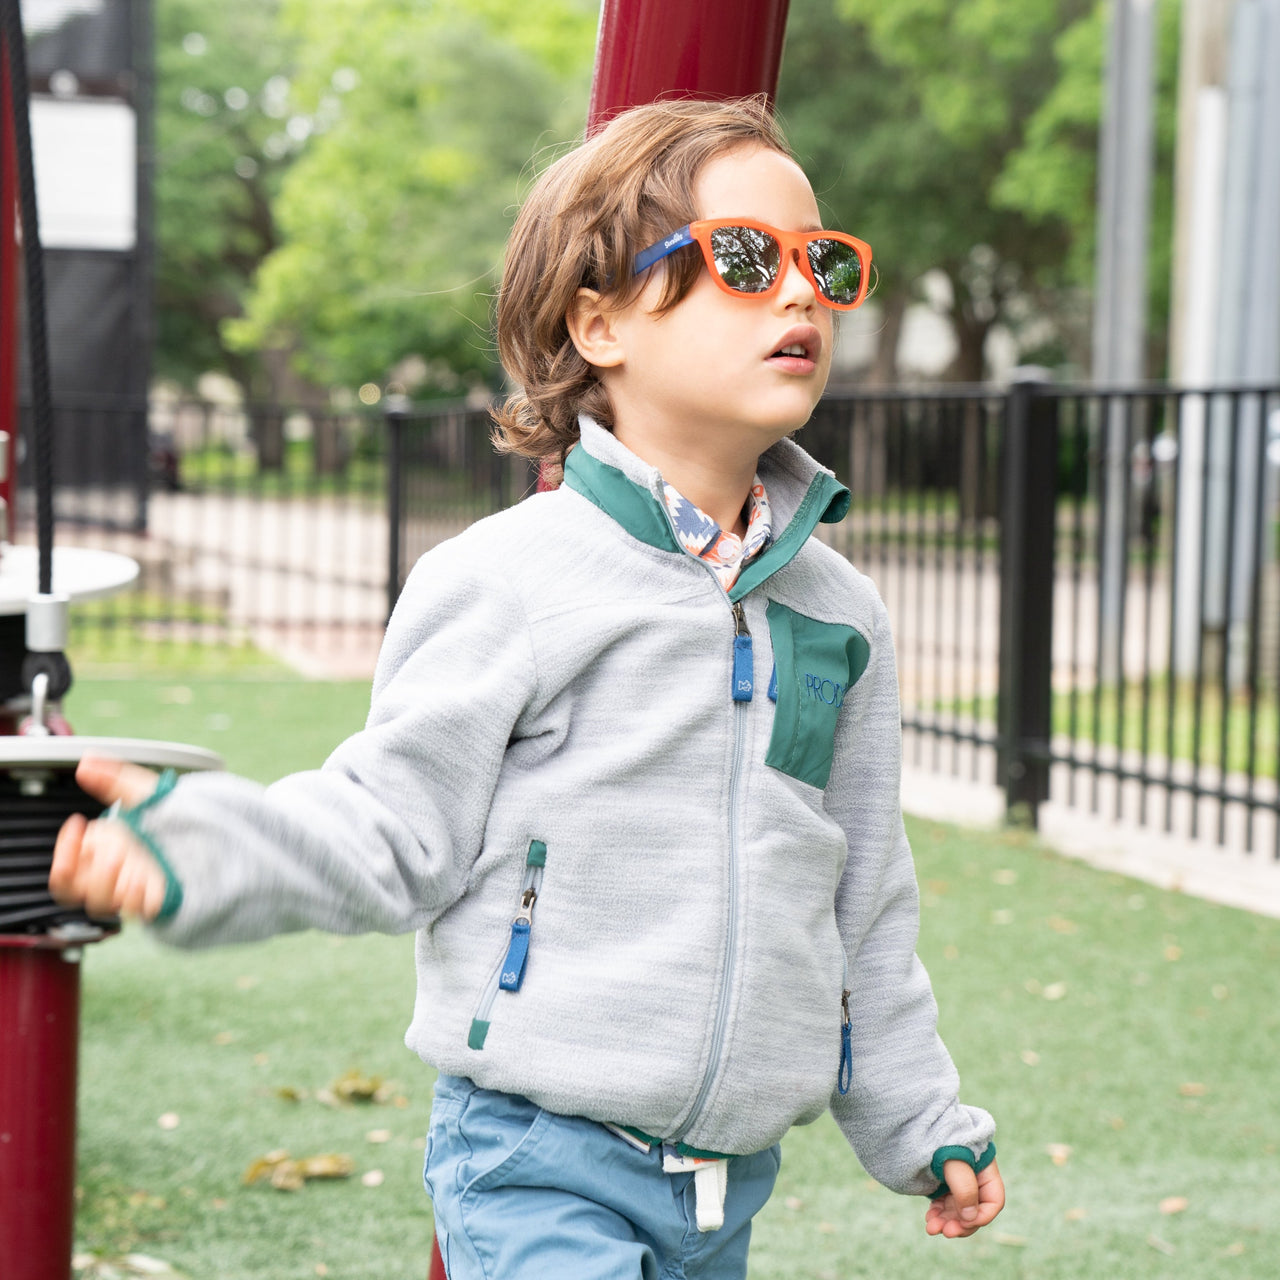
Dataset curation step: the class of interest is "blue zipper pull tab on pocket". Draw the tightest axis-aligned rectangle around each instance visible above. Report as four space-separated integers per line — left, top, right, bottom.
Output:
838 988 853 1095
731 602 753 702
499 889 536 991
767 663 777 702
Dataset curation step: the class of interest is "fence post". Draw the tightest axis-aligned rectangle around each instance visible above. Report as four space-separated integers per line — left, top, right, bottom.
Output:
997 370 1057 826
384 395 408 624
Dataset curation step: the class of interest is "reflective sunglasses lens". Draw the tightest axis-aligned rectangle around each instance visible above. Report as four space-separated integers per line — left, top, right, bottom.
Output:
807 238 862 305
709 225 781 294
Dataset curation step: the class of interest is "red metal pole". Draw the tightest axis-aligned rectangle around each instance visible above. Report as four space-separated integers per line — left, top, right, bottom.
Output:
587 0 791 134
0 940 83 1280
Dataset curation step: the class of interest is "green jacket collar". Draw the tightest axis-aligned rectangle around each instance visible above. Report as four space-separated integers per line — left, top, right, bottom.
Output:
562 416 850 602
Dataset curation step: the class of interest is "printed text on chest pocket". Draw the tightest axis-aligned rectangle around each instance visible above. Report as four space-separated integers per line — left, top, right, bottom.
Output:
764 601 870 789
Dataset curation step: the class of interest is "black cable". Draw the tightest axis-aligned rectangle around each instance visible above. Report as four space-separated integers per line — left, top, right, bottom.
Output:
2 0 55 596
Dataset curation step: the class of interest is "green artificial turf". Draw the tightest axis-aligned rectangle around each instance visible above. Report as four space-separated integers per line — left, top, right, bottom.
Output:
61 678 1280 1278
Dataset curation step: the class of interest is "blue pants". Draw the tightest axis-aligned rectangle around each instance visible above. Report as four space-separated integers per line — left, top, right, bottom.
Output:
423 1075 782 1280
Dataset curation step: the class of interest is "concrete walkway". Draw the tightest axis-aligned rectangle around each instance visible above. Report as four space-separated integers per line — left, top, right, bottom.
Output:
901 762 1280 920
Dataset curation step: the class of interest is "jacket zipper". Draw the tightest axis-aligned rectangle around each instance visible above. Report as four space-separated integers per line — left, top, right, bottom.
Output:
679 599 752 1138
468 841 546 1051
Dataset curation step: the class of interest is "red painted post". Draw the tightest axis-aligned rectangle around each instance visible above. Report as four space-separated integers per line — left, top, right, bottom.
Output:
0 940 83 1280
587 0 791 133
431 8 794 1277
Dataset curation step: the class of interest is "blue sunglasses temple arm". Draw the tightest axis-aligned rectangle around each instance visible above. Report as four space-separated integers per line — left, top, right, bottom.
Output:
633 225 694 276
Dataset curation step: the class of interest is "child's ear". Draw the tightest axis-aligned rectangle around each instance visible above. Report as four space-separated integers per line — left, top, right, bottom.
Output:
566 288 625 370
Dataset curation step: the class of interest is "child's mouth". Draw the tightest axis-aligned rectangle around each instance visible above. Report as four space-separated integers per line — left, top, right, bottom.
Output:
766 326 822 371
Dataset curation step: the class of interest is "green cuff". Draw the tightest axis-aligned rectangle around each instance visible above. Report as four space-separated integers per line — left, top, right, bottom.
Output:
107 768 184 924
928 1141 996 1200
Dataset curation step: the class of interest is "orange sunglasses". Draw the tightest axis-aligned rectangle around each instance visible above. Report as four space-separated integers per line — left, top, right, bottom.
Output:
633 218 872 311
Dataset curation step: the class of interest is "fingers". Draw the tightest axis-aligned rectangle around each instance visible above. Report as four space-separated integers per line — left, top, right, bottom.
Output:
924 1158 1004 1239
75 755 161 808
48 808 165 921
49 812 89 903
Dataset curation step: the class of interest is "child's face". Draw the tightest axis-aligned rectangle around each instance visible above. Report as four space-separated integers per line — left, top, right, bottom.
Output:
602 145 835 460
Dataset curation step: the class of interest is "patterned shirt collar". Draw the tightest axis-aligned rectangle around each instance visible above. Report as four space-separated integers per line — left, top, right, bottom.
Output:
661 477 774 593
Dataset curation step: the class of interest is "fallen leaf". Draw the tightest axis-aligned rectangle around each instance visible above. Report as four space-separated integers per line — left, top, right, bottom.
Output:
297 1154 356 1180
276 1087 306 1103
1225 1242 1245 1256
244 1150 355 1192
211 1198 228 1211
235 975 259 991
1020 1049 1040 1066
212 1031 236 1046
1024 979 1042 995
253 1054 270 1067
1212 984 1229 1001
994 1233 1027 1247
943 945 960 961
1179 1083 1208 1097
366 1129 392 1144
784 1196 803 1211
1109 1116 1126 1130
361 1169 385 1187
991 909 1014 925
817 1221 836 1234
330 1069 387 1103
1159 1196 1189 1215
993 869 1018 885
1147 1234 1177 1255
1047 916 1077 934
926 879 949 896
315 1266 329 1277
1065 1207 1087 1222
1164 945 1183 962
1046 1143 1072 1166
157 1113 180 1131
1043 982 1068 1001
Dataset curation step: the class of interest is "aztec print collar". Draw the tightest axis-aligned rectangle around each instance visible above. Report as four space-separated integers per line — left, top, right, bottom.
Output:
661 478 773 593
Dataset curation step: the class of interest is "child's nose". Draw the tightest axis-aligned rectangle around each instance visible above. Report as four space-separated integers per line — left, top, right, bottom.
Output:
776 248 818 307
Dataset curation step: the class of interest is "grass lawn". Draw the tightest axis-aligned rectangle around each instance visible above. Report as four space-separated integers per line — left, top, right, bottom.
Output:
62 678 1280 1279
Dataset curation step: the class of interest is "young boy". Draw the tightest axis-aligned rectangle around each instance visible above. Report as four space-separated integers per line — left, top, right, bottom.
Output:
51 97 1003 1278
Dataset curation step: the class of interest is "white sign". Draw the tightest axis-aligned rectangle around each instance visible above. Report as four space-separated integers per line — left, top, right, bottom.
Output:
30 95 136 251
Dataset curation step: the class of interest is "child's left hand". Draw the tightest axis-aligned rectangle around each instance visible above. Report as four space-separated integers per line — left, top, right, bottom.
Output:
924 1158 1004 1238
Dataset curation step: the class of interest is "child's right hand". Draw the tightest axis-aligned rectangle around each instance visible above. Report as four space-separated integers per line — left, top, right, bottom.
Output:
49 757 167 921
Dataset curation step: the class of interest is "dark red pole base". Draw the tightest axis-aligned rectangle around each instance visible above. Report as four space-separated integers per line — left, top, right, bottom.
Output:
0 940 82 1280
428 1237 447 1280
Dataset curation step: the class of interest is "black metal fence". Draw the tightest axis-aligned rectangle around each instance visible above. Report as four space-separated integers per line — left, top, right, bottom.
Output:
803 379 1280 857
8 382 1279 854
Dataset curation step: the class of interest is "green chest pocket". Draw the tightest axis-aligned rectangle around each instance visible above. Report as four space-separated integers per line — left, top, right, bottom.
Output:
764 601 870 789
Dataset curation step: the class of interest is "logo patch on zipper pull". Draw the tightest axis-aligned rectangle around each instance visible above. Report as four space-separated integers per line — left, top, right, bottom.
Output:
732 634 754 702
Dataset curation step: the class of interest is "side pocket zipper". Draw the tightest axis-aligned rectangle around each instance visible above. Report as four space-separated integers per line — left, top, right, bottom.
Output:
837 987 852 1094
468 841 546 1051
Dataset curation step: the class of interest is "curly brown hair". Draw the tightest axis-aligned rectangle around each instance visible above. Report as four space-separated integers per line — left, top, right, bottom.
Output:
491 96 792 482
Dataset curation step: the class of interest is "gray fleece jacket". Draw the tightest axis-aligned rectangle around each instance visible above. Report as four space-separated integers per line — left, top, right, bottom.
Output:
140 416 994 1195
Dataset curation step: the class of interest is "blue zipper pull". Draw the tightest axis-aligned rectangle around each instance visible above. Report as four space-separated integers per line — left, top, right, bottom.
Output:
499 889 536 991
767 663 777 702
731 602 753 702
838 989 852 1095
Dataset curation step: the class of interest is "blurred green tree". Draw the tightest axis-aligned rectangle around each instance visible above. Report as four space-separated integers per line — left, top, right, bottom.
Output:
994 0 1181 375
223 0 596 398
778 0 1095 380
154 0 298 394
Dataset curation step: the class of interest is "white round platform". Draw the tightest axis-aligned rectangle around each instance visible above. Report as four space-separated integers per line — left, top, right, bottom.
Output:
0 736 223 773
0 544 140 615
